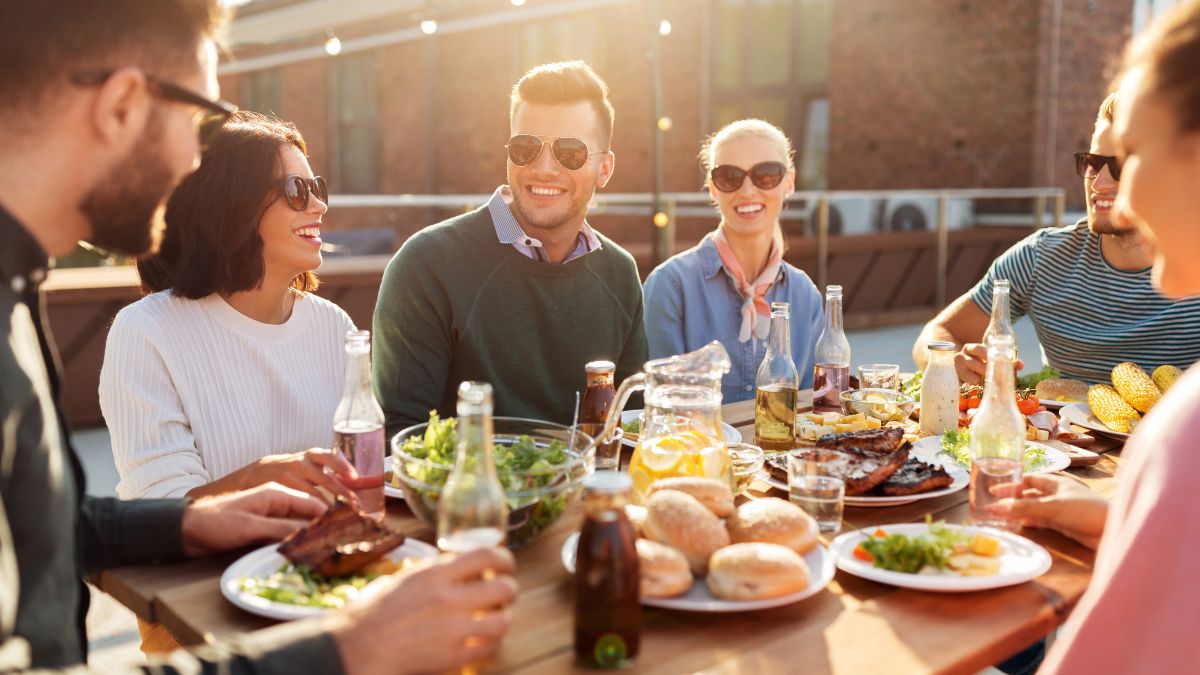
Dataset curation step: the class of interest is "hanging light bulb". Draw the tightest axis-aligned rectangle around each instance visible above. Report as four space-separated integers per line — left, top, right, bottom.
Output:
659 19 673 36
511 0 526 6
324 30 342 56
653 212 669 228
657 116 673 132
420 20 438 35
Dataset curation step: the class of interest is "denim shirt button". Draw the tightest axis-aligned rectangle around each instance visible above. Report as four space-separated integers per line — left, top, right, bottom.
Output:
744 385 753 392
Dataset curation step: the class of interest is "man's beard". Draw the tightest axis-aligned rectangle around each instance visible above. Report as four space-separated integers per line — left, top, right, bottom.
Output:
79 113 178 257
1089 214 1139 239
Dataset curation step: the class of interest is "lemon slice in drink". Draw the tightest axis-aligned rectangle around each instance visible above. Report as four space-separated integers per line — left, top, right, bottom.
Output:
630 467 656 497
637 437 686 474
694 444 731 479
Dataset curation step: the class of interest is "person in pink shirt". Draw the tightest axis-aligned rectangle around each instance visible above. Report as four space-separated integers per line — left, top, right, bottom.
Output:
989 1 1200 671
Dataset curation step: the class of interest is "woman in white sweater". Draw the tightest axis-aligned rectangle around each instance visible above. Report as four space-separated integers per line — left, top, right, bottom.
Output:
101 111 358 501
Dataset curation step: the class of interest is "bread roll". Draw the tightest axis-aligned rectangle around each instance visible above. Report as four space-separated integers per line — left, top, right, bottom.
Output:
636 539 692 598
644 490 730 575
1035 377 1089 403
706 543 810 601
647 476 735 517
625 504 647 539
726 498 819 554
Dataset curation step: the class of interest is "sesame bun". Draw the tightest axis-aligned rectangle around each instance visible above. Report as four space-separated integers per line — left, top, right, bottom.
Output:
706 543 810 601
647 476 735 517
644 490 730 576
726 498 819 555
636 539 693 598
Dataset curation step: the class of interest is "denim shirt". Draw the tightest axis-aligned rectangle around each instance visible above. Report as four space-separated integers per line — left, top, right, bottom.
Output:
643 231 824 403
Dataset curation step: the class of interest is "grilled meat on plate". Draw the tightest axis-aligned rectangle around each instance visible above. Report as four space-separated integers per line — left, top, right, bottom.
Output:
815 427 904 454
875 458 954 496
765 444 909 496
278 499 407 577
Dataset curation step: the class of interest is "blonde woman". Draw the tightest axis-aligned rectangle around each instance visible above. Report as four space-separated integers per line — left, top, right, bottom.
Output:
643 119 822 402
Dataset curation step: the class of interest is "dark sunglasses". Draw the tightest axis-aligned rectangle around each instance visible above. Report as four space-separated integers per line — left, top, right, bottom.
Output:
283 175 329 211
1074 152 1122 181
710 161 787 193
70 69 238 149
506 134 607 171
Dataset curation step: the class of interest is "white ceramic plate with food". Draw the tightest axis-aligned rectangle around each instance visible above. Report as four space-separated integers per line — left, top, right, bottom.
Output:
561 533 834 612
1037 399 1083 411
1060 403 1132 440
618 410 742 449
221 540 438 621
383 456 405 499
755 456 969 508
911 436 1072 474
829 523 1052 592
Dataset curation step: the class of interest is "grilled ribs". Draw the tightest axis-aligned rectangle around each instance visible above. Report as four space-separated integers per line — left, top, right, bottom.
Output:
875 458 954 496
815 427 905 454
765 444 910 496
278 500 406 577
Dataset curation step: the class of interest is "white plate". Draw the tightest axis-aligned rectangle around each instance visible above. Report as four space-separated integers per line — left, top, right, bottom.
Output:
383 456 405 499
561 533 834 612
618 410 742 449
911 436 1071 474
1038 399 1081 411
1060 402 1132 440
755 455 969 507
221 539 439 621
829 523 1052 592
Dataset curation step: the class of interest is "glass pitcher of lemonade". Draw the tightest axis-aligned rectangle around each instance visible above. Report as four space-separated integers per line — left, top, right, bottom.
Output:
598 342 733 504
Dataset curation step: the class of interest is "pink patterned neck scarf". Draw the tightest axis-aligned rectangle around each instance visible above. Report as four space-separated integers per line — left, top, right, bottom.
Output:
713 228 784 343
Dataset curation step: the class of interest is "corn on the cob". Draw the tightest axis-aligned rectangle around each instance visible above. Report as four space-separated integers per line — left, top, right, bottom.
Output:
1111 362 1160 413
1152 365 1182 393
1088 384 1141 434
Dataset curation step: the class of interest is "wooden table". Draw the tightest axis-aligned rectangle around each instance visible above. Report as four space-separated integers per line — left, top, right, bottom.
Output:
99 397 1124 674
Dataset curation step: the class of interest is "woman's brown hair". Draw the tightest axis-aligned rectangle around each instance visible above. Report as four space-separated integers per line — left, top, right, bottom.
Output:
1118 0 1200 134
137 110 319 297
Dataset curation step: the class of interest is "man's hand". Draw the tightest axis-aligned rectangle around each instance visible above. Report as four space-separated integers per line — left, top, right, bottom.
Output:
181 483 327 557
188 448 359 504
985 474 1108 549
954 343 1025 386
329 547 518 675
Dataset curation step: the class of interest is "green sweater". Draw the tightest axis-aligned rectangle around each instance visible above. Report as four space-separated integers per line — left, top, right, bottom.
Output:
372 206 647 436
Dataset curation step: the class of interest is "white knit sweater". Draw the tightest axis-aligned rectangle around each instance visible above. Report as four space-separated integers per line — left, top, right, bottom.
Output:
100 290 356 499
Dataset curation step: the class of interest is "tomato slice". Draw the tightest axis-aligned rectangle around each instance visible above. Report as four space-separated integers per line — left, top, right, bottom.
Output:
853 543 874 562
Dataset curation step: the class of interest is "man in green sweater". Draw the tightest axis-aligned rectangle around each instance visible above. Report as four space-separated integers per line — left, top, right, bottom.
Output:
373 61 648 434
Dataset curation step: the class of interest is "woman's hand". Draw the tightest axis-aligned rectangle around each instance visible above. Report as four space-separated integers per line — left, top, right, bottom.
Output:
187 448 359 504
985 474 1108 549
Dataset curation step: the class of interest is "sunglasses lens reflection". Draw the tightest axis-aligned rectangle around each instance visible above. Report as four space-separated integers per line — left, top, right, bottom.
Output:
284 177 307 211
711 166 746 193
751 162 785 190
313 176 329 204
552 138 589 170
507 135 543 166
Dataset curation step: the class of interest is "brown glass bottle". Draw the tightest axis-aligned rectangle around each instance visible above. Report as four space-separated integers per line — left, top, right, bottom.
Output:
581 361 620 471
574 471 640 669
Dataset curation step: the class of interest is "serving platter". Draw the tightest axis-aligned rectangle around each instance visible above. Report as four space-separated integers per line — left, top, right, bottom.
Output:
561 533 834 612
221 539 439 620
829 523 1051 593
755 455 969 508
911 436 1072 474
1060 402 1133 440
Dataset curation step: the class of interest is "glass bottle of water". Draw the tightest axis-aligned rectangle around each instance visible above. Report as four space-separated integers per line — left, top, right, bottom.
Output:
812 285 851 413
333 330 386 520
981 279 1016 354
755 302 799 451
968 335 1025 530
437 381 509 552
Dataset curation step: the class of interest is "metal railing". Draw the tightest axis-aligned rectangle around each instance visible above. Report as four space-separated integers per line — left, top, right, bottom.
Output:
330 186 1065 308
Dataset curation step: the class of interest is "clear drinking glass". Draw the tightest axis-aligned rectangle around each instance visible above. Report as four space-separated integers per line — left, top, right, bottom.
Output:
857 363 901 391
787 451 845 532
725 442 765 495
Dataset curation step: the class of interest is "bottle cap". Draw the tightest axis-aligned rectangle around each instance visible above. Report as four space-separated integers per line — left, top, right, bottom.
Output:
927 341 957 351
583 470 632 494
770 301 790 315
585 360 616 374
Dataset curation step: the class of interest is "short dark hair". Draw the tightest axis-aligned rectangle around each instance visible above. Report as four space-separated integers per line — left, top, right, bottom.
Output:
137 111 319 298
0 0 227 122
510 61 615 148
1118 0 1200 134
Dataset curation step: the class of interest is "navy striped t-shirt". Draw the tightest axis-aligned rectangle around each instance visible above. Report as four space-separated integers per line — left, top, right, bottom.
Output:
970 220 1200 384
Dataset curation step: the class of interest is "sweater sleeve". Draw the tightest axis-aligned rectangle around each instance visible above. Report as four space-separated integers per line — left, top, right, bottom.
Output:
642 266 686 361
372 237 456 438
100 308 211 499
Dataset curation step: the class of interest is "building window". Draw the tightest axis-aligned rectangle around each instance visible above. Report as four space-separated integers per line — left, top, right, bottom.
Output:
242 69 282 116
710 0 832 188
332 51 381 194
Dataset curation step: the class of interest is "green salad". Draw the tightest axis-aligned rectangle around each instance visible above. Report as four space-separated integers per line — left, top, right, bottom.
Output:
395 412 578 547
939 428 1047 471
1016 365 1061 390
858 518 973 574
620 418 641 436
900 372 923 402
240 563 387 609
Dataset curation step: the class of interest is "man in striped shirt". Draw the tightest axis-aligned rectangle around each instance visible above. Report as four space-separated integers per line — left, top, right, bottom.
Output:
914 93 1200 385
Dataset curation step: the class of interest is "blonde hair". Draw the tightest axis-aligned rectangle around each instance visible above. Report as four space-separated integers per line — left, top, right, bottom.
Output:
1117 0 1200 134
699 119 795 187
510 60 615 147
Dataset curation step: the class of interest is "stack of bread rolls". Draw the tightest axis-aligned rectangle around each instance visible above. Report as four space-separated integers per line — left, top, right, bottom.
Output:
633 477 817 601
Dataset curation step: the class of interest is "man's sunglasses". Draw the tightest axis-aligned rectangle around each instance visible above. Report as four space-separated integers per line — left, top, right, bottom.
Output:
70 70 238 149
283 175 329 211
506 134 607 171
710 161 787 193
1074 152 1122 181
